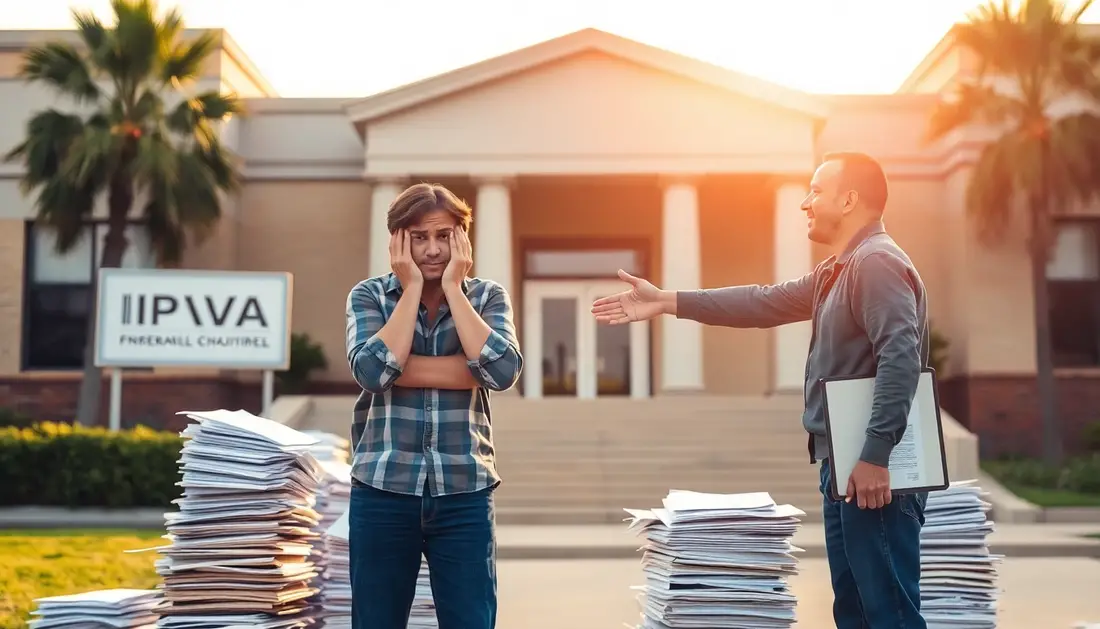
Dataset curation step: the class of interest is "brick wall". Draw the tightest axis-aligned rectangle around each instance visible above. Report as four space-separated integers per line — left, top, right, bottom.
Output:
0 376 261 432
940 374 1100 459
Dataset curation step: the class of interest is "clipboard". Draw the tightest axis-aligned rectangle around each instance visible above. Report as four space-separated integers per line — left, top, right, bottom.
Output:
820 368 950 502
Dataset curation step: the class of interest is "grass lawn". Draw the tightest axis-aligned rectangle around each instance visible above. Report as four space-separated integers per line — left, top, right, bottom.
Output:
0 529 162 629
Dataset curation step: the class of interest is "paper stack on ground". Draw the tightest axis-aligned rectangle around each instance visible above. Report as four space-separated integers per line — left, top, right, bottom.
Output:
297 431 351 625
408 557 438 629
315 460 352 532
318 510 351 629
132 409 325 629
301 430 351 464
27 589 164 629
624 490 803 629
919 480 1002 629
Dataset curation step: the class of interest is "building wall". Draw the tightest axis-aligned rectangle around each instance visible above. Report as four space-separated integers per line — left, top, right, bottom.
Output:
0 220 23 376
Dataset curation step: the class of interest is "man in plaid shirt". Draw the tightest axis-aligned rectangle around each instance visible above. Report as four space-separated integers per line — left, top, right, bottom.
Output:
344 182 522 629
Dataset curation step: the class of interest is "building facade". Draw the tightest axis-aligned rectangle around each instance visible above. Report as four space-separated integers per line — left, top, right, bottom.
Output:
1 27 1098 456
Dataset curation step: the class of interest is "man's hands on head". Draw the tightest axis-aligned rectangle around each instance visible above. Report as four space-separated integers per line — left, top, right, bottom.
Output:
443 227 473 290
390 230 423 290
847 460 891 509
591 270 677 324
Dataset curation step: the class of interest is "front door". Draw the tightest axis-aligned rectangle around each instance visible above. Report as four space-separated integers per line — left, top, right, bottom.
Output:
522 280 650 399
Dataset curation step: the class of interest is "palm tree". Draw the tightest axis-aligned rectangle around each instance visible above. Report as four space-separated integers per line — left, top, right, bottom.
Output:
4 0 241 427
927 0 1100 466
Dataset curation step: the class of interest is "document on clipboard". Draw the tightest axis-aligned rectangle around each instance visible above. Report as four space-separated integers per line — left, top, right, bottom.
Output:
820 368 949 501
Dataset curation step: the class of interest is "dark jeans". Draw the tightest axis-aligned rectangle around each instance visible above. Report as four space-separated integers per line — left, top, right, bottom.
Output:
348 479 497 629
819 459 928 629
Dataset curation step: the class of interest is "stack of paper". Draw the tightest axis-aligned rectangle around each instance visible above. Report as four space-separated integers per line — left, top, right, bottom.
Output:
27 589 164 629
316 461 352 533
408 558 438 628
301 430 351 464
919 480 1002 629
134 409 325 629
624 490 804 629
318 510 352 629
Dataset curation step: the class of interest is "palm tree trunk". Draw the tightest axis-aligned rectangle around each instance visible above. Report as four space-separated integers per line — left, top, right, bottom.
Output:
72 176 133 428
1031 145 1063 467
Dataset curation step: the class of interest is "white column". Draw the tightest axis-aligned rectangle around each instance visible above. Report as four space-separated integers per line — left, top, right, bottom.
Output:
369 179 404 278
473 178 514 296
660 179 704 392
773 181 813 393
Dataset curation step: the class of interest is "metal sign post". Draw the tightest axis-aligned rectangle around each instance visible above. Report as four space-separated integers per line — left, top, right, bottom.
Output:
262 370 275 417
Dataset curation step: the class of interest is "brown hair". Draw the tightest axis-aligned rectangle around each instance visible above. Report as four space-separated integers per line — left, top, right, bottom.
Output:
821 151 889 213
387 183 473 234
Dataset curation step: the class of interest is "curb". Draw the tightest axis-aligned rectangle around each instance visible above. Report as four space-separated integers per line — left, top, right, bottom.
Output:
497 542 1100 561
0 507 165 529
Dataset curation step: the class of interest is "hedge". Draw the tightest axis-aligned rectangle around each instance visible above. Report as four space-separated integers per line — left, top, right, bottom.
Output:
0 422 183 508
983 453 1100 495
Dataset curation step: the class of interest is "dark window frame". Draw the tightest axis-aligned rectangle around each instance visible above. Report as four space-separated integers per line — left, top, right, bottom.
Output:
21 220 150 371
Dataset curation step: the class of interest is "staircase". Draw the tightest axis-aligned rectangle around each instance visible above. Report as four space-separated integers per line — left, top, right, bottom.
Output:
298 395 824 524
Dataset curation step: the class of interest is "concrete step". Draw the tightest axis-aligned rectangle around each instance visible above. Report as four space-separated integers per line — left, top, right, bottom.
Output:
492 484 822 508
495 463 819 483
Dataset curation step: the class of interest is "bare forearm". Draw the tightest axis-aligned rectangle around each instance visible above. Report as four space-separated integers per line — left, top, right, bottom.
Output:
396 355 479 389
444 285 493 361
374 283 422 367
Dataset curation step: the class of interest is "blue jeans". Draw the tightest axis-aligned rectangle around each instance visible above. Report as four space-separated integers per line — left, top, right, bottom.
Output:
348 479 497 629
819 459 928 629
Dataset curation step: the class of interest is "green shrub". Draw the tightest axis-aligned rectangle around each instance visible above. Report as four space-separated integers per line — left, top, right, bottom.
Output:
276 332 329 394
0 422 182 508
0 408 34 429
1082 421 1100 454
983 454 1100 494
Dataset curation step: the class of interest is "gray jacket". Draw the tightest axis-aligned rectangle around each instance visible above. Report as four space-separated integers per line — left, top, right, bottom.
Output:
676 221 929 466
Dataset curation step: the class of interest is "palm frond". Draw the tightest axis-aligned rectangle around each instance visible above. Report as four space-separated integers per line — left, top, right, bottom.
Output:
108 0 161 84
1045 112 1100 208
161 31 218 85
19 43 100 103
62 122 121 188
166 91 242 136
72 9 108 58
966 134 1024 244
927 82 1026 142
3 109 85 189
34 178 99 254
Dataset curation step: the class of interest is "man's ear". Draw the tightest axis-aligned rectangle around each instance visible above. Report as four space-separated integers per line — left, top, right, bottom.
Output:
843 190 859 214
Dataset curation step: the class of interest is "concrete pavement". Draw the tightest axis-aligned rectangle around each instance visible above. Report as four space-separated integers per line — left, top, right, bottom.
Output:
493 522 1100 559
3 507 1098 558
496 557 1100 629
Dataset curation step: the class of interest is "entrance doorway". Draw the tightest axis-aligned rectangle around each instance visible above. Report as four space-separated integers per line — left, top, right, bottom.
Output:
522 280 650 399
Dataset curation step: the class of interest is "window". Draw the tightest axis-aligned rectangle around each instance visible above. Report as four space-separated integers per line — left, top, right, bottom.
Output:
1047 220 1100 367
24 222 153 370
525 249 642 279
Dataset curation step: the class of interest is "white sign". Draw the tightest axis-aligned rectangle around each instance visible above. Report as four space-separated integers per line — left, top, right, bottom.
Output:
95 269 293 369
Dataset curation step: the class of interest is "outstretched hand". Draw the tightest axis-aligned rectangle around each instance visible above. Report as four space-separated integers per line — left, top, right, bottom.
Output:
590 269 673 324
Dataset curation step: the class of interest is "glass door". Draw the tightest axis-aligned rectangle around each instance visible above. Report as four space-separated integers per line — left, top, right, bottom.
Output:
522 280 650 399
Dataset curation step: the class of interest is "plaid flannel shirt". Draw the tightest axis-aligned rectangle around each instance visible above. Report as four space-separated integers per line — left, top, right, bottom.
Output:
344 272 522 497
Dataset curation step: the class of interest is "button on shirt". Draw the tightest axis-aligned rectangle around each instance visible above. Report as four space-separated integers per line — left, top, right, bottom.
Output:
345 273 523 497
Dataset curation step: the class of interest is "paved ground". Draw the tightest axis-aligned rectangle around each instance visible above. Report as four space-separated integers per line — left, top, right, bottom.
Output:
496 557 1100 629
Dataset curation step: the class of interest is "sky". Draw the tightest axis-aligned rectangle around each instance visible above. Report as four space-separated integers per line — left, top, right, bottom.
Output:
6 0 1100 98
